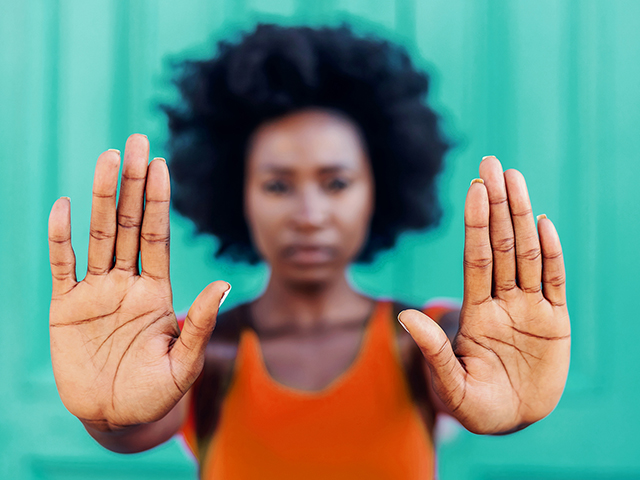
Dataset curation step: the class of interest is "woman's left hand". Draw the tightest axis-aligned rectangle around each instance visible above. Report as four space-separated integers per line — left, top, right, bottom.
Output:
399 156 570 434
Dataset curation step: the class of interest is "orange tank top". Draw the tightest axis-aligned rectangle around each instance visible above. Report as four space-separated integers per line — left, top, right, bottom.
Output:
182 301 436 479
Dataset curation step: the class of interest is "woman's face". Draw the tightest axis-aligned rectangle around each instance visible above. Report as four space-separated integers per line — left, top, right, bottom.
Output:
244 109 375 285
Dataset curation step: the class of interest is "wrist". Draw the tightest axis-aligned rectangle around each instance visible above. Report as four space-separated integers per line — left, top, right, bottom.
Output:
81 418 144 435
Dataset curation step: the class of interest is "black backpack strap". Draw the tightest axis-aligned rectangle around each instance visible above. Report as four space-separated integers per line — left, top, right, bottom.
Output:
193 303 252 448
392 301 437 430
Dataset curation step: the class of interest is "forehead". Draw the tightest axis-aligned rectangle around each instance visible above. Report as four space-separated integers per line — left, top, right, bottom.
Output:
246 110 369 172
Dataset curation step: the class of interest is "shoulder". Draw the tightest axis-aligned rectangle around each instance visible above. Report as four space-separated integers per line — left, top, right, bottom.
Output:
390 299 460 338
188 303 253 441
389 299 460 421
421 298 461 341
389 301 418 358
204 302 252 363
211 302 252 341
390 299 460 368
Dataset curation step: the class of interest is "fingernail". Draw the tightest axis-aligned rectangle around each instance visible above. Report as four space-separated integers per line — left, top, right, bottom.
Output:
153 157 166 163
219 284 231 308
397 314 410 334
482 155 496 161
470 178 484 186
108 149 121 156
537 214 547 222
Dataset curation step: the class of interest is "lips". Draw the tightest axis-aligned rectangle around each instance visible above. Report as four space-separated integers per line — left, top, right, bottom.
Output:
281 245 336 265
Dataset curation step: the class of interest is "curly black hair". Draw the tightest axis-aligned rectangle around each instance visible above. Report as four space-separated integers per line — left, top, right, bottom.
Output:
163 23 451 264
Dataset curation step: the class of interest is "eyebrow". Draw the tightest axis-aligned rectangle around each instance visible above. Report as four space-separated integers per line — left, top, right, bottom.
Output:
257 163 354 174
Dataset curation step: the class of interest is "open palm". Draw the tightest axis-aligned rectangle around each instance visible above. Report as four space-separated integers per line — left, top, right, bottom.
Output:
400 156 570 434
48 135 229 431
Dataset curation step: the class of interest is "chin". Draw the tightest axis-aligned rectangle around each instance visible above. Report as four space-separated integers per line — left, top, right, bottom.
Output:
280 264 342 290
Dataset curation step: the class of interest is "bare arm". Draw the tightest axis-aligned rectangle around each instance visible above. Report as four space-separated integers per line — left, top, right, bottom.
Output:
83 391 191 454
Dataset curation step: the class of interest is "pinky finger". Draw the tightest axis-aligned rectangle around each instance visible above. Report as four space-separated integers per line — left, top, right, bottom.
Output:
48 197 77 297
538 216 566 307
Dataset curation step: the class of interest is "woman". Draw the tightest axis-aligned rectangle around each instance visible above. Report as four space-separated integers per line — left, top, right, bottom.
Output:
48 25 570 479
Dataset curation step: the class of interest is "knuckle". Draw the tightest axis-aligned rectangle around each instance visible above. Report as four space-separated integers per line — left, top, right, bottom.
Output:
49 235 70 245
543 250 563 260
512 207 533 218
492 236 515 254
489 196 509 207
464 221 488 230
464 257 492 270
522 284 542 294
52 272 71 282
494 280 518 293
89 228 114 241
546 273 565 288
517 247 541 262
91 191 114 199
142 271 165 281
141 232 170 244
117 213 142 230
87 265 109 276
113 262 137 274
145 199 170 205
183 315 208 336
51 260 73 268
122 173 146 182
467 295 492 306
426 339 452 368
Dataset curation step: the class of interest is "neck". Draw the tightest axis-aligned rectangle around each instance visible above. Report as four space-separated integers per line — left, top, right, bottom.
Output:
250 272 373 332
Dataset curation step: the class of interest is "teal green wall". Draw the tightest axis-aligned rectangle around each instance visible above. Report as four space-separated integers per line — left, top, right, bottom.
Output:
1 0 639 478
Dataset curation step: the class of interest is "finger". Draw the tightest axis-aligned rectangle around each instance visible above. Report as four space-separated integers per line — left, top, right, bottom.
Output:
114 134 149 274
170 281 231 389
479 156 516 295
538 216 566 307
87 150 121 276
398 309 467 411
140 158 171 280
504 170 542 293
464 179 492 305
48 197 77 297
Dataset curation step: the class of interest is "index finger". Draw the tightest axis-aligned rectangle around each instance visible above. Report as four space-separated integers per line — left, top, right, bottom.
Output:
538 216 566 307
463 179 492 305
140 158 171 280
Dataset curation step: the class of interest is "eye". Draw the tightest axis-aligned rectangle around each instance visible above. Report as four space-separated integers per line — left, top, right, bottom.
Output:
263 179 291 194
325 177 351 193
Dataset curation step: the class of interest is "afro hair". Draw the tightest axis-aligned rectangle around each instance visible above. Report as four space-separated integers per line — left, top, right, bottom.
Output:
163 23 451 263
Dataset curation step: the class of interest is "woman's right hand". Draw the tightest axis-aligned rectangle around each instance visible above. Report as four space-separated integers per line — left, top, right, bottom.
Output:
48 134 229 432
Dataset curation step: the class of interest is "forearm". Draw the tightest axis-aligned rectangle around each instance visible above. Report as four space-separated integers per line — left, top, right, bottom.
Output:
82 394 189 454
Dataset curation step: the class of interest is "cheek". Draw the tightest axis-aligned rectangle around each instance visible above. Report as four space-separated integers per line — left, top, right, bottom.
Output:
244 189 289 260
338 186 374 249
244 190 272 256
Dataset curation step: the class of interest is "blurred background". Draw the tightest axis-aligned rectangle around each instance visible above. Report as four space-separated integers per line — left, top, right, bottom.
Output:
1 0 640 478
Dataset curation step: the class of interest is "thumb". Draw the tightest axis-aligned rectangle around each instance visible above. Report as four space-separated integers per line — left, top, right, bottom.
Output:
169 281 231 388
398 309 467 410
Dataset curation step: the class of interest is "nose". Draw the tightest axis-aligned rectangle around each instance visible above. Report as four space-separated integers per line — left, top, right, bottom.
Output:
291 185 329 231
